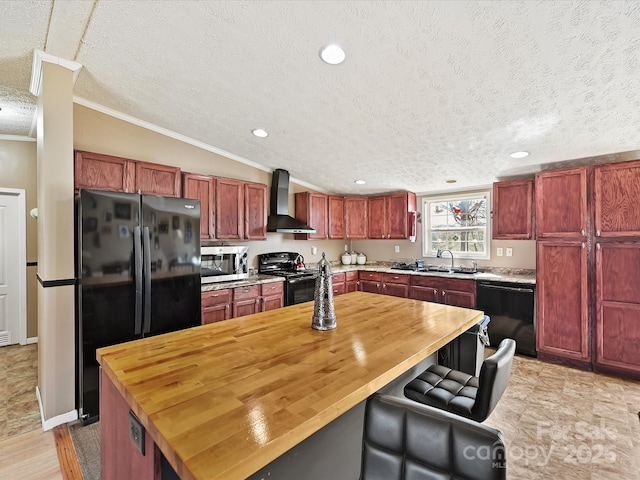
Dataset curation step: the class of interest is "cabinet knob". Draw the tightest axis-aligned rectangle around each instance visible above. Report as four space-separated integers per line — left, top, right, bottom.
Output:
581 229 585 236
387 234 390 238
582 242 585 249
226 305 229 310
596 229 601 236
383 284 386 288
596 243 601 250
527 232 530 239
442 291 446 296
433 289 437 296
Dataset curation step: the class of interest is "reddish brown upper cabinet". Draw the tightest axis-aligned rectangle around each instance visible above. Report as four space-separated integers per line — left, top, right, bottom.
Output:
594 159 640 239
345 197 368 239
135 161 181 197
367 193 416 240
244 182 267 240
295 192 328 240
493 180 534 239
183 173 215 239
74 150 136 193
328 196 345 239
535 167 589 239
215 177 244 240
594 242 640 378
536 241 590 365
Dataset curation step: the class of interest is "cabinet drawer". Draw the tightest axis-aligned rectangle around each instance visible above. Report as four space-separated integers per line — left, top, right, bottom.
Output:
260 282 284 296
332 282 346 295
345 270 358 282
382 272 410 285
332 272 346 283
359 271 382 281
233 284 260 300
201 289 232 307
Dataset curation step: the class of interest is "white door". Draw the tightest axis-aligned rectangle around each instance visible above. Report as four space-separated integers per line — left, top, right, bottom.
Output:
0 190 27 346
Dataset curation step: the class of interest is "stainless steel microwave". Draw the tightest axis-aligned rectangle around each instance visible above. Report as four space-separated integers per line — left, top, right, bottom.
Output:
201 245 249 283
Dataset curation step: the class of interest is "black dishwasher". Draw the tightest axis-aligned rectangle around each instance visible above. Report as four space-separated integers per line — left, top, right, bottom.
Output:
476 281 536 357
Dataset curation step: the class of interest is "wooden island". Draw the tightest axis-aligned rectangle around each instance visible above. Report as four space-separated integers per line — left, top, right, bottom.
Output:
97 291 483 480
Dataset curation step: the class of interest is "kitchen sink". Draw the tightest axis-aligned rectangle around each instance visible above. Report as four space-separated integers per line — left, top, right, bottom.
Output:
417 265 478 274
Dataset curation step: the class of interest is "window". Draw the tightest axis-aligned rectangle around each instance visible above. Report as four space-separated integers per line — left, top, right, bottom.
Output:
423 191 490 259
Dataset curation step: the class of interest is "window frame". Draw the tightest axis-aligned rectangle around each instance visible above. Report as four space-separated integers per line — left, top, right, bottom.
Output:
422 190 491 260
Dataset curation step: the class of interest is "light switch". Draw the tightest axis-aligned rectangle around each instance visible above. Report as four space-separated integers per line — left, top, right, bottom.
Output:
311 246 317 255
496 247 503 257
394 245 400 253
506 247 513 257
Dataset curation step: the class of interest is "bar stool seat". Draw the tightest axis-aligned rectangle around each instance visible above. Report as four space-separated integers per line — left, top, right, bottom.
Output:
404 338 516 422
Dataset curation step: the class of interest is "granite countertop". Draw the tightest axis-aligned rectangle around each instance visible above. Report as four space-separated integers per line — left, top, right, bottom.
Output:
328 264 536 285
201 274 284 292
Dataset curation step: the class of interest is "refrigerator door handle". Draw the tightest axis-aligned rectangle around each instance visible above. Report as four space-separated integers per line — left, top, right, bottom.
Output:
134 226 143 336
142 226 152 336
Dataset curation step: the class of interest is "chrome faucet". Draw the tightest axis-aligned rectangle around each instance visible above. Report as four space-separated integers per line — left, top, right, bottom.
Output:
436 249 455 271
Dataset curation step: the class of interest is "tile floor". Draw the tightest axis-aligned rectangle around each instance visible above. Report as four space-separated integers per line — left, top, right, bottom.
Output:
0 344 41 440
484 352 640 479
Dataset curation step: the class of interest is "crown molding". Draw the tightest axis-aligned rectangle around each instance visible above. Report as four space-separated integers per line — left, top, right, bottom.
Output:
29 50 82 97
0 134 36 142
72 96 329 193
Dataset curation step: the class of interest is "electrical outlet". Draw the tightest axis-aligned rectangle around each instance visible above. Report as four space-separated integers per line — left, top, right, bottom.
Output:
129 411 145 455
496 247 503 256
394 245 400 253
506 247 513 257
311 246 317 255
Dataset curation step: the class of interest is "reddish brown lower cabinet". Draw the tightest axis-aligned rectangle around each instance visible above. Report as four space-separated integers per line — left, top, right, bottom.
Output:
260 282 284 312
536 241 590 365
100 368 158 480
345 270 358 293
381 272 410 298
594 242 640 378
233 285 260 317
201 289 232 324
410 275 476 308
359 271 382 293
332 272 346 296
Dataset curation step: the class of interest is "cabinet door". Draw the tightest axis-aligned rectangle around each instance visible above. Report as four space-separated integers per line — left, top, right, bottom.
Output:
359 280 380 294
260 283 284 312
261 295 283 312
493 180 534 239
367 196 387 239
441 289 475 308
345 281 358 293
535 168 588 239
215 177 244 239
382 283 409 298
386 192 416 240
345 197 368 239
233 298 259 318
411 286 439 302
332 282 346 296
136 161 181 197
245 182 267 240
536 241 589 362
328 196 345 239
183 173 214 239
74 150 135 193
202 305 231 324
595 242 640 376
594 160 640 238
295 192 328 240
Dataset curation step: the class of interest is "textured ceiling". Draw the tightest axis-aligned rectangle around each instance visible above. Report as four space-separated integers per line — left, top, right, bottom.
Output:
1 0 640 194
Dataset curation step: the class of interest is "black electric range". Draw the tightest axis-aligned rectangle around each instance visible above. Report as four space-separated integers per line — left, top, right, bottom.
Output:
258 252 318 306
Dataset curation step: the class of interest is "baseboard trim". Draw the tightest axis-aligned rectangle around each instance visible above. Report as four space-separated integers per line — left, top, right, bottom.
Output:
36 386 78 431
26 336 38 344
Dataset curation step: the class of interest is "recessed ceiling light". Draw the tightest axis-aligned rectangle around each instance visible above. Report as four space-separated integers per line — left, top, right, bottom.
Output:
320 44 345 65
251 128 268 138
354 180 366 185
446 179 457 184
509 151 530 159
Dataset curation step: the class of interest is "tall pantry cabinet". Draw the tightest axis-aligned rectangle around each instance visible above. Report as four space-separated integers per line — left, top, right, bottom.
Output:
536 160 640 378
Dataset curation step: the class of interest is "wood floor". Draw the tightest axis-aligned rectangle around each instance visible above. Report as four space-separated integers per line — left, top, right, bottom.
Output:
1 343 639 479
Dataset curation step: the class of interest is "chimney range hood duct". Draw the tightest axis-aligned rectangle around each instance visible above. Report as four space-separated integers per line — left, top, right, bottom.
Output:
267 169 316 233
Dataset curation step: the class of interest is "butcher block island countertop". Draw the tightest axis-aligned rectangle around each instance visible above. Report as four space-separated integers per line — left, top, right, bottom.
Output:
97 291 484 480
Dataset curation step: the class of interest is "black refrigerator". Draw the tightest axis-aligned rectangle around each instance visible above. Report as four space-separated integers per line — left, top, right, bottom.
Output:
76 189 201 424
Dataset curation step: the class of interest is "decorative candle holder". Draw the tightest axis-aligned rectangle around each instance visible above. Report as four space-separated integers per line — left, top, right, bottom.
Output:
312 252 336 331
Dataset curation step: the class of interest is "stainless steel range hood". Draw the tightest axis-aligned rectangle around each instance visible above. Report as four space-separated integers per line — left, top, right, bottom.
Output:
267 169 316 233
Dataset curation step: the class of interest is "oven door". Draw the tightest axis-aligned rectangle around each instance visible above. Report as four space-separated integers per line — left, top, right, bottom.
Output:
286 276 316 306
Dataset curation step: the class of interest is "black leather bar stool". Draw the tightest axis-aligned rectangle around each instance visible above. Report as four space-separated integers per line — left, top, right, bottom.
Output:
360 393 507 480
404 338 516 422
